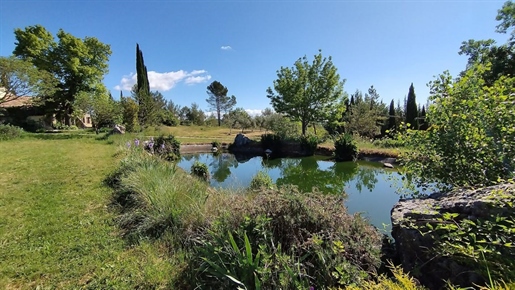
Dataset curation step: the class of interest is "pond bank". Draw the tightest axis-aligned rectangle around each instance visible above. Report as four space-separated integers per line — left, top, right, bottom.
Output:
180 143 399 164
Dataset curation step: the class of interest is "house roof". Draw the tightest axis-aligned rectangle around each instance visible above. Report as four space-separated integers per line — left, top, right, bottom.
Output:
0 96 35 108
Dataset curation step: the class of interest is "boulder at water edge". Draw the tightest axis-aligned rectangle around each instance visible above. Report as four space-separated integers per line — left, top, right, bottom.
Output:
391 183 514 289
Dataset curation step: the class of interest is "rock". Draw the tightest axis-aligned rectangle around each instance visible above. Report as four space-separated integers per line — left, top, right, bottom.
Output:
391 183 515 289
233 133 251 147
112 124 125 134
383 162 394 168
211 147 218 152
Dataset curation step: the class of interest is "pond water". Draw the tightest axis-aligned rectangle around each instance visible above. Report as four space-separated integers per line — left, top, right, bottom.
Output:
178 153 420 232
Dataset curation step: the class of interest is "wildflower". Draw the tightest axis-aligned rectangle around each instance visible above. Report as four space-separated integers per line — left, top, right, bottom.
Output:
134 138 140 146
161 143 165 150
126 141 131 148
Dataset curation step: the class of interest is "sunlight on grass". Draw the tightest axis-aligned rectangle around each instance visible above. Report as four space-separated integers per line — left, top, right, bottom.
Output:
0 138 173 288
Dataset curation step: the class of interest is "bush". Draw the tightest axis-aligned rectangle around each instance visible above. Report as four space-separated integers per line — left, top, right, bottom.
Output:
249 170 274 190
191 161 209 181
334 133 358 161
372 138 405 148
145 135 181 161
298 134 322 155
0 124 24 141
261 133 283 153
211 140 221 149
183 187 383 289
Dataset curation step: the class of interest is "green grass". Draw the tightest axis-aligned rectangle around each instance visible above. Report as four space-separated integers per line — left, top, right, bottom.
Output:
0 138 175 289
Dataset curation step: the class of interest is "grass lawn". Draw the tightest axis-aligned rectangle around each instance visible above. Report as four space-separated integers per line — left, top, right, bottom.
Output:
0 137 175 289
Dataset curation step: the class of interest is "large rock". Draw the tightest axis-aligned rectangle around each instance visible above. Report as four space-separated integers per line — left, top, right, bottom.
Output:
391 183 515 289
233 133 251 147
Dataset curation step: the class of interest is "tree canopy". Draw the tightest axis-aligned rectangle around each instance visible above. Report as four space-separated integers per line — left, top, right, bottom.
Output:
13 25 111 125
0 56 57 105
266 51 345 136
206 80 236 126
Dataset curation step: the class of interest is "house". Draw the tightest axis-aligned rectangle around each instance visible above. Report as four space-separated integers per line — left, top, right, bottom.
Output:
0 93 92 129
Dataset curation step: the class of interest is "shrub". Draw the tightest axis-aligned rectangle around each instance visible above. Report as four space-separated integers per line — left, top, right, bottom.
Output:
0 124 24 141
151 135 181 161
261 133 282 153
298 134 321 155
249 170 274 190
211 140 221 149
191 161 209 181
183 187 383 289
334 133 358 161
372 138 405 148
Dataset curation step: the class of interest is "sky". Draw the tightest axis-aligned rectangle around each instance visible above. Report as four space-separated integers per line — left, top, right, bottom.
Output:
0 0 509 115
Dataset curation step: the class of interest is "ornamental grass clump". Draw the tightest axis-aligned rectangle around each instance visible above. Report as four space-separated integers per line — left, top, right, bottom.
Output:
107 150 208 242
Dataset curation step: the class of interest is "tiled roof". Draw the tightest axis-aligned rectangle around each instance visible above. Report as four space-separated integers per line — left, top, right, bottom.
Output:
0 96 35 108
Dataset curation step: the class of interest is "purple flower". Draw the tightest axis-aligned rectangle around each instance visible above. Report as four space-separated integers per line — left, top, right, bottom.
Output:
161 143 165 150
134 139 140 146
309 287 315 290
126 141 131 148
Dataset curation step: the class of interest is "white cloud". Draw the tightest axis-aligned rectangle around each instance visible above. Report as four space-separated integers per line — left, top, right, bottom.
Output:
245 109 263 116
115 70 212 91
221 45 232 50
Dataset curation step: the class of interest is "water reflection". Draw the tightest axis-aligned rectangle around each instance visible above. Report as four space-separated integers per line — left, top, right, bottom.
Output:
177 153 406 230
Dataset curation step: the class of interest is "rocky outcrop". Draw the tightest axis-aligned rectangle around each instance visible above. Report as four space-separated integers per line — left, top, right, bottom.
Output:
391 183 515 289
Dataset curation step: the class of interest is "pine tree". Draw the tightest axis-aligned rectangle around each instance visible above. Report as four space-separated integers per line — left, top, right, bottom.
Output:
135 43 156 126
405 83 418 129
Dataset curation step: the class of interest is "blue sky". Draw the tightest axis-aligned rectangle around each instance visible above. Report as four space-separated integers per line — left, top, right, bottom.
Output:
0 0 509 115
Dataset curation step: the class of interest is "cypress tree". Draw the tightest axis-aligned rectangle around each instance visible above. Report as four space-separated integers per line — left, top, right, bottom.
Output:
135 44 156 126
405 83 418 129
419 105 428 130
388 99 396 133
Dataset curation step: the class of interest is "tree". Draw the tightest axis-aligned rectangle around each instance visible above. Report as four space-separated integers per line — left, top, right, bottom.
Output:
206 81 236 126
225 108 252 133
134 44 157 126
405 83 418 129
120 96 140 132
0 57 57 105
13 25 111 125
73 85 121 131
401 63 515 190
387 99 396 133
187 103 206 126
266 50 345 136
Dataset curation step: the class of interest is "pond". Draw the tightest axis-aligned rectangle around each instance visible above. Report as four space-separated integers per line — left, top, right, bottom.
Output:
178 153 423 232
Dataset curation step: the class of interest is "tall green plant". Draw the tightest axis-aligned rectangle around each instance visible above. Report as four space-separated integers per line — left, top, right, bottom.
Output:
400 63 515 189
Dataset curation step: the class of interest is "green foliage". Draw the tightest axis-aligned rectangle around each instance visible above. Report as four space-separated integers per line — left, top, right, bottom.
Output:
298 134 321 155
249 170 274 190
400 63 515 189
416 187 515 284
260 133 283 153
206 80 237 126
343 88 388 138
0 56 57 103
120 96 140 132
107 150 208 242
74 86 121 129
13 25 111 126
0 124 24 140
345 262 427 290
225 107 252 133
334 133 358 161
211 140 221 148
405 83 418 129
191 161 210 181
373 137 405 149
153 135 181 161
188 188 382 289
264 113 298 138
267 50 345 136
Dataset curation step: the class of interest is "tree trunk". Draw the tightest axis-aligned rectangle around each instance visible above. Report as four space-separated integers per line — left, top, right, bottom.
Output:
301 121 307 136
313 123 317 135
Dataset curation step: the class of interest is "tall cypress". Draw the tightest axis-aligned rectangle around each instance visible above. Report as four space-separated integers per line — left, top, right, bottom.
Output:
388 99 396 132
135 43 156 126
405 83 418 129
